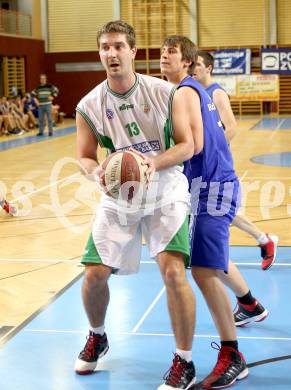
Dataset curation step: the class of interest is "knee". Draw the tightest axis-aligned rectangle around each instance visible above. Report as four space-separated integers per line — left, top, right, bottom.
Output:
191 267 218 289
192 266 210 287
162 263 185 289
84 265 110 289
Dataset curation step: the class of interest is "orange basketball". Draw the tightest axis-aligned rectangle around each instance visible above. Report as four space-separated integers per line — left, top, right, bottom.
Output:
101 150 147 200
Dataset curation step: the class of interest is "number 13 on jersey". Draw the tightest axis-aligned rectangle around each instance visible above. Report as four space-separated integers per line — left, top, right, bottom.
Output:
125 122 140 137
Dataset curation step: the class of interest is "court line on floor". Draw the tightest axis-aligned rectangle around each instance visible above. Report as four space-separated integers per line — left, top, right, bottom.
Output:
230 175 291 180
238 170 248 182
22 328 291 341
1 259 291 266
11 172 81 203
0 258 82 263
227 262 291 267
0 271 84 346
0 126 76 152
273 118 286 132
131 286 166 333
0 212 93 224
247 354 291 368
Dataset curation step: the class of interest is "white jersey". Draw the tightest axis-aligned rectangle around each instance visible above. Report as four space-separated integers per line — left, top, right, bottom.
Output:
77 73 189 208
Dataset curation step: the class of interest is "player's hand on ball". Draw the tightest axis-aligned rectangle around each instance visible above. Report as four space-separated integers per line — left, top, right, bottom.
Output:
93 165 106 192
128 148 155 185
141 156 155 185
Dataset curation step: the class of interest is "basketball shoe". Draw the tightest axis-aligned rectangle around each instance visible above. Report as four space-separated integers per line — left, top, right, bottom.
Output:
259 234 278 270
234 300 268 327
158 353 196 389
74 331 109 374
0 200 17 216
193 343 248 389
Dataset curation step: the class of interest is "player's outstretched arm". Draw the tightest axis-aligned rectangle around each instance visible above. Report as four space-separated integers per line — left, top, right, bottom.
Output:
213 89 237 143
152 87 194 171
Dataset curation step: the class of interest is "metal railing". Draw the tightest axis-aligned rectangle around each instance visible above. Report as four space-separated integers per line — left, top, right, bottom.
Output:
0 9 32 37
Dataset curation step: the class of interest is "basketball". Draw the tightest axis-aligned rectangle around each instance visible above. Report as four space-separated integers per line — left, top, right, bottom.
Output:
101 150 148 200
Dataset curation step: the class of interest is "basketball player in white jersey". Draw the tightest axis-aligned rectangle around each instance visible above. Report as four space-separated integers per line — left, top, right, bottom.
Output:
74 21 196 389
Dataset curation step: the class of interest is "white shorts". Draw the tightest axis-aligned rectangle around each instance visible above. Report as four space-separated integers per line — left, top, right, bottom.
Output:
82 200 190 275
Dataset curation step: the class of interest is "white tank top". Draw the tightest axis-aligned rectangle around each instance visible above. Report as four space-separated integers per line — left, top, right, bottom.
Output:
77 73 189 208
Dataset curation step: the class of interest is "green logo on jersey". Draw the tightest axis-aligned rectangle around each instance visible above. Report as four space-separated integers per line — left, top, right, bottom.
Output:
119 103 134 111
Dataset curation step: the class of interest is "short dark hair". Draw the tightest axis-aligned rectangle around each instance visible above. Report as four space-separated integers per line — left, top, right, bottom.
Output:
197 50 214 73
162 35 198 75
97 20 136 48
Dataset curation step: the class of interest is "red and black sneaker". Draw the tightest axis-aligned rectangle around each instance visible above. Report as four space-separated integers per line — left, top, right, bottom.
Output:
194 343 248 389
0 200 17 216
234 300 268 327
259 234 278 270
158 353 196 389
74 331 109 375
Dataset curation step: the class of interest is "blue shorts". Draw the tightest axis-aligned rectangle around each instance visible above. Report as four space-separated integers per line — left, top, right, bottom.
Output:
189 179 240 272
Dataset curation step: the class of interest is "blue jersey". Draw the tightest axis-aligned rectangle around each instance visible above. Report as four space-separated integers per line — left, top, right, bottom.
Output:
205 82 224 100
179 76 237 187
206 83 227 131
182 78 239 272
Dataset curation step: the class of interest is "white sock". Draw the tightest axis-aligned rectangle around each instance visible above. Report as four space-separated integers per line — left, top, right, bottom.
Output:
176 348 192 362
89 325 105 336
257 233 269 245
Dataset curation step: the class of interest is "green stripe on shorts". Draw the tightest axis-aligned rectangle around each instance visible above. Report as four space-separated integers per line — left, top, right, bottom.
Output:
164 217 190 267
81 234 103 264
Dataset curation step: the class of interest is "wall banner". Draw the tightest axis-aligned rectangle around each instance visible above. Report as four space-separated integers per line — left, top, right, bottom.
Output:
212 49 251 75
235 74 279 101
212 74 279 101
261 48 291 74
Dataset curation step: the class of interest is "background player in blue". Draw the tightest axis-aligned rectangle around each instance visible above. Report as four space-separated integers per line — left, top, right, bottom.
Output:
75 21 196 390
160 36 249 389
194 50 278 272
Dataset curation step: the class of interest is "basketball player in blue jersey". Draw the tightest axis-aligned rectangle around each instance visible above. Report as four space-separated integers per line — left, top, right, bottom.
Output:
161 36 250 389
194 50 278 272
193 52 277 325
75 21 197 390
